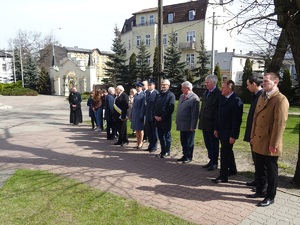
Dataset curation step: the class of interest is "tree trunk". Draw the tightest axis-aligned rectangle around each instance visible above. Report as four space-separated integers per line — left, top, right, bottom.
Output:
292 122 300 186
284 7 300 187
266 30 289 73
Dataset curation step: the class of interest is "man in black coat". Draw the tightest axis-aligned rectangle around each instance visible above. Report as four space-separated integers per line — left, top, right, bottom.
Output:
113 85 129 146
105 87 117 140
212 80 243 183
154 79 175 158
145 79 159 152
198 75 221 171
243 76 263 187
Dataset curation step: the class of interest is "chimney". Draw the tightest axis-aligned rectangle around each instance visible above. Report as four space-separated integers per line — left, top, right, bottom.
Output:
233 48 235 53
225 47 227 52
240 50 242 54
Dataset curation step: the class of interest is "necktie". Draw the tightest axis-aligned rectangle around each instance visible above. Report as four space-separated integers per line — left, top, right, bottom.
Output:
206 91 210 99
184 95 187 101
264 93 268 101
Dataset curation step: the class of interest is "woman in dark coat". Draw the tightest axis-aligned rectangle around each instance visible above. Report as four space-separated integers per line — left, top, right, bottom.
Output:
69 87 83 125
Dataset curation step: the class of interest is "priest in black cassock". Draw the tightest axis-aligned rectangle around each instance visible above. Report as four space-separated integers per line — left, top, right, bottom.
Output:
68 87 83 125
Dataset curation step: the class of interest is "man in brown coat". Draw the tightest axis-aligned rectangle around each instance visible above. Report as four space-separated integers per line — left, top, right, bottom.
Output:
247 72 289 207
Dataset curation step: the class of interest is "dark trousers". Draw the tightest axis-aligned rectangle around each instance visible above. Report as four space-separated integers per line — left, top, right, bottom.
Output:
106 119 116 139
146 120 158 149
202 129 219 166
180 131 195 160
254 152 278 199
143 118 148 141
116 119 128 144
220 140 237 179
90 115 96 129
250 144 258 183
157 128 171 155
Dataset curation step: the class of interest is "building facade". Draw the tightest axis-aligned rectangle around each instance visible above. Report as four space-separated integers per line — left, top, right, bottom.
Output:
0 50 13 84
41 46 111 96
210 49 265 85
120 0 234 72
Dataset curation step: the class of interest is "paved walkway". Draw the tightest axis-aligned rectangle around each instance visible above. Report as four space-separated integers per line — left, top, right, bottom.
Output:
0 95 299 225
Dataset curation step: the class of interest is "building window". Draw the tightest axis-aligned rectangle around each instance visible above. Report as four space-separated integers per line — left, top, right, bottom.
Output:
140 16 145 26
186 54 195 69
147 56 150 65
163 34 167 45
168 13 174 23
149 15 154 25
128 40 131 50
145 35 150 46
186 31 195 42
123 25 127 33
189 10 196 20
137 36 141 46
175 33 178 44
2 64 6 72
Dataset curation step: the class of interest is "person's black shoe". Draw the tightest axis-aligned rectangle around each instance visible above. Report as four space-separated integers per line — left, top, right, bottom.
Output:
208 164 217 171
246 180 257 187
257 198 274 207
114 142 122 145
182 159 191 163
121 142 129 146
177 157 185 162
246 192 266 198
149 148 157 153
212 176 228 183
155 153 169 158
228 170 237 176
202 163 210 168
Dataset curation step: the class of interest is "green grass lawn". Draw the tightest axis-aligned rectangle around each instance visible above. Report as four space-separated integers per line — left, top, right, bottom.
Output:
0 170 195 225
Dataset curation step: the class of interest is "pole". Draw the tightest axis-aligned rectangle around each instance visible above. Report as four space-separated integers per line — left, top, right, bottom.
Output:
211 12 215 75
19 44 24 87
157 0 163 90
12 48 16 83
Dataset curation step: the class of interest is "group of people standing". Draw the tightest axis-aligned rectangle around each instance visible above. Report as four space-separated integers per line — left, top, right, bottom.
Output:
69 71 289 208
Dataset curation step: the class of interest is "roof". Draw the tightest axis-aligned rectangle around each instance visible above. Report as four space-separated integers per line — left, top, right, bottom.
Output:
0 50 12 58
121 0 207 34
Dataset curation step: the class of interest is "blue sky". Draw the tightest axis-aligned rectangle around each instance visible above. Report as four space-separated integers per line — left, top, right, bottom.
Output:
0 0 184 51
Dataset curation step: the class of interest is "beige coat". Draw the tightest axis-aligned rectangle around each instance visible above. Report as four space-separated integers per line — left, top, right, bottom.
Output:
250 89 289 156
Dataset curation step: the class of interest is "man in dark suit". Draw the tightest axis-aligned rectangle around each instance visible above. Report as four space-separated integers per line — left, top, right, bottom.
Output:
243 76 263 187
105 87 117 140
113 85 129 146
212 80 243 183
198 75 221 171
154 79 175 158
145 79 159 152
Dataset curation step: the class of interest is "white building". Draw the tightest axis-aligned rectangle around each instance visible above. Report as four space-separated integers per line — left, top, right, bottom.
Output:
0 50 13 83
209 49 265 85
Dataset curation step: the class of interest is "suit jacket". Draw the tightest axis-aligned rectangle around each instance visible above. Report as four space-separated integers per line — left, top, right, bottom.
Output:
113 91 129 120
243 89 263 142
176 92 200 131
145 89 159 121
198 87 221 131
250 89 289 156
216 92 243 141
154 89 175 131
104 93 115 121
